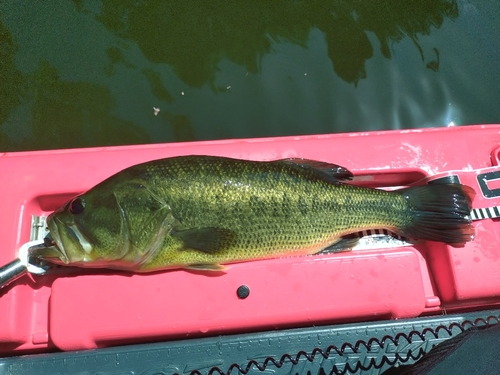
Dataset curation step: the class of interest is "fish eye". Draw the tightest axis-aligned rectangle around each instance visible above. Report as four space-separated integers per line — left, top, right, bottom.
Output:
69 198 85 215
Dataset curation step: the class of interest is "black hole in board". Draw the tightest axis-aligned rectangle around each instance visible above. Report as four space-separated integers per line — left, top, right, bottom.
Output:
237 285 250 299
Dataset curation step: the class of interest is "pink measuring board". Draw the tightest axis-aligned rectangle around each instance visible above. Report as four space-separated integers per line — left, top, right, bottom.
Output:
2 124 500 353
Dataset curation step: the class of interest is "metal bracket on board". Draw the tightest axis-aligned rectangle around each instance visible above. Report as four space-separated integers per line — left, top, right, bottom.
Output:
30 215 49 242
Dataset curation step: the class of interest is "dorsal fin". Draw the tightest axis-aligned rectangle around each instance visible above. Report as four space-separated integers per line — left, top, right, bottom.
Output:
275 158 353 182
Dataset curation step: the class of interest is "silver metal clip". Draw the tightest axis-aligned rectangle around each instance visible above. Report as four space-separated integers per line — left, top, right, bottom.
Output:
0 241 52 290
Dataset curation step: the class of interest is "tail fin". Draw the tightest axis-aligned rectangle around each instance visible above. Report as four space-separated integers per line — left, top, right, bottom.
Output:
399 184 475 245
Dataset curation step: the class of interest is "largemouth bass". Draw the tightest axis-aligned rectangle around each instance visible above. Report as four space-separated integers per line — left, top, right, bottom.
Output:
36 156 475 272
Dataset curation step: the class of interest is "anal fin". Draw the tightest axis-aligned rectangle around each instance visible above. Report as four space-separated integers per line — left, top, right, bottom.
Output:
315 234 360 254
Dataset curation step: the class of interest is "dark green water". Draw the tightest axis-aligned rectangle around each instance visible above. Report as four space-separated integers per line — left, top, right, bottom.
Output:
1 1 499 152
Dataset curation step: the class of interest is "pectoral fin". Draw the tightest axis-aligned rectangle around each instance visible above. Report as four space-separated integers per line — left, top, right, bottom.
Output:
172 227 236 253
185 263 228 271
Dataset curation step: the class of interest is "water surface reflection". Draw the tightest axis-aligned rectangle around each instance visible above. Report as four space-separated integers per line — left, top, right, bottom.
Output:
0 1 498 151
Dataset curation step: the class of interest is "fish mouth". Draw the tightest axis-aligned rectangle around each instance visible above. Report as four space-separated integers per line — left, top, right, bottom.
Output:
34 215 70 264
37 214 93 264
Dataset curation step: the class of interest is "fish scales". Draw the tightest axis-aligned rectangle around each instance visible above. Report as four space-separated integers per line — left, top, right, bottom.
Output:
88 156 409 269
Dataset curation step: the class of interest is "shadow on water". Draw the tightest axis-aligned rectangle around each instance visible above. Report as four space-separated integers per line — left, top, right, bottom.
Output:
0 18 150 151
0 17 23 145
91 0 457 86
1 1 460 151
28 61 150 149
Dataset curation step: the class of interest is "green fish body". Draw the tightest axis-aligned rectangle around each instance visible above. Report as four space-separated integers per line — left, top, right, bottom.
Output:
40 156 475 272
